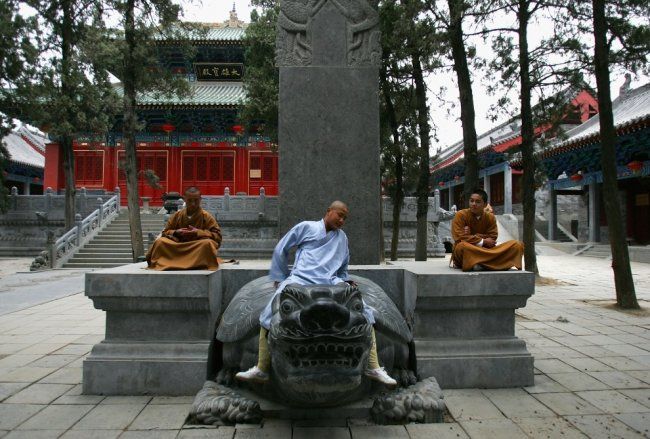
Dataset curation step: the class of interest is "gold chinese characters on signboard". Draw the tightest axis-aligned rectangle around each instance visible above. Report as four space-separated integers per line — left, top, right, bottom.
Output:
194 63 244 82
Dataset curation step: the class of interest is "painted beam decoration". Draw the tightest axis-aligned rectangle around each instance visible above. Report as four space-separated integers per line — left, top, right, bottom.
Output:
194 63 244 81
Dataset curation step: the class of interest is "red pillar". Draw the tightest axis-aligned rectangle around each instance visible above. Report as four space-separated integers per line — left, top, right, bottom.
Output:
234 148 248 194
43 142 63 191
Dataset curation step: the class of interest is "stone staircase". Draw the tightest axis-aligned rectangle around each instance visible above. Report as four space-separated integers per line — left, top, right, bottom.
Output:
535 219 574 242
578 244 612 259
62 211 165 269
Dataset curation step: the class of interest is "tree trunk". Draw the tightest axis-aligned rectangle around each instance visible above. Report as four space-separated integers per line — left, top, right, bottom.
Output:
517 0 538 275
411 50 431 261
380 67 404 261
447 0 479 205
123 0 144 261
592 0 638 308
61 0 76 230
61 136 76 229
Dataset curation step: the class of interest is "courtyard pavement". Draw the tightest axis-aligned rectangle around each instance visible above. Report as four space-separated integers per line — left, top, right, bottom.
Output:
0 254 648 438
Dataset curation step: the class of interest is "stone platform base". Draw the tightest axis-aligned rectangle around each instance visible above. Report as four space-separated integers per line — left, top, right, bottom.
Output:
83 260 534 395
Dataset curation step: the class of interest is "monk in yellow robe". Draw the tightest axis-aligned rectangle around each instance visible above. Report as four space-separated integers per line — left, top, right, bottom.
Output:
451 188 524 271
146 187 222 270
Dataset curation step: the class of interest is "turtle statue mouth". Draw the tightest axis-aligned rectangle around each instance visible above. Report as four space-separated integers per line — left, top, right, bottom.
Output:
268 285 373 405
274 324 372 369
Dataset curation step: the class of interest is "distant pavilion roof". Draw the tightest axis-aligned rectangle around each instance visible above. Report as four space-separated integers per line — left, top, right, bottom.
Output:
113 82 245 109
2 127 47 169
538 83 650 158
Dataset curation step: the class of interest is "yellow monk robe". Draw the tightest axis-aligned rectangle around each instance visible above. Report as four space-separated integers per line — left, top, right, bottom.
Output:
451 208 524 271
146 208 222 270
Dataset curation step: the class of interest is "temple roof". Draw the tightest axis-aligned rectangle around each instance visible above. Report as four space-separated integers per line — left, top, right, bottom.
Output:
113 82 245 108
2 127 47 169
154 26 246 43
545 83 650 152
431 86 596 174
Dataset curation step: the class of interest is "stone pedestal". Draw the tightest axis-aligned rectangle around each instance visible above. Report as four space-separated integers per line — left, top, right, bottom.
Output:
82 264 221 395
396 261 535 388
83 260 534 395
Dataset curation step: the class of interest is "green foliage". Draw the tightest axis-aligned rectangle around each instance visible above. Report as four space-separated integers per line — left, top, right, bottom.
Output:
241 1 279 143
0 1 39 212
104 0 196 103
22 0 120 139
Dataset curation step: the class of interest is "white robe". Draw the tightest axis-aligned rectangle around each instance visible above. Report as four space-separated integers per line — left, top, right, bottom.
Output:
259 219 375 328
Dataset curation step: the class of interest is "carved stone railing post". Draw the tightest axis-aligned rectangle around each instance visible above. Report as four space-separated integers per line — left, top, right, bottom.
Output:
115 187 121 207
47 230 55 269
75 214 83 246
10 187 18 210
97 198 104 225
224 187 230 211
45 187 53 213
80 187 87 213
258 187 266 218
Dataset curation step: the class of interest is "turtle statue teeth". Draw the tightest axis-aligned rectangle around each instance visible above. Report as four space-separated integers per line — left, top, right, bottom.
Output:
189 275 445 425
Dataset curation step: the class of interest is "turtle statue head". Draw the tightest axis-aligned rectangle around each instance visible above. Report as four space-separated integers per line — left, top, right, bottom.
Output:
268 284 372 404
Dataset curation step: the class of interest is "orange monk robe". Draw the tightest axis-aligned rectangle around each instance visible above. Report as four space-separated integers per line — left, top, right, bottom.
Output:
146 208 222 271
451 208 524 272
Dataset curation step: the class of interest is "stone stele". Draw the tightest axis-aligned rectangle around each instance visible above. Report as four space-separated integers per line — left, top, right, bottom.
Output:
277 0 382 264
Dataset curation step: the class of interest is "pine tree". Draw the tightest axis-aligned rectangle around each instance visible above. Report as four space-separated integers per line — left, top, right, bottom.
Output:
0 1 38 211
24 0 119 229
107 0 193 261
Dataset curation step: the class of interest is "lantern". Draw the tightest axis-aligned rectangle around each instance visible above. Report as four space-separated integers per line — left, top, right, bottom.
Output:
438 181 444 187
627 160 643 173
161 123 175 134
232 125 245 134
570 172 583 182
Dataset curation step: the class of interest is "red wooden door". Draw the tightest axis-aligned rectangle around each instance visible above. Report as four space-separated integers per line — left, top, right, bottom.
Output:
249 151 279 195
181 150 235 195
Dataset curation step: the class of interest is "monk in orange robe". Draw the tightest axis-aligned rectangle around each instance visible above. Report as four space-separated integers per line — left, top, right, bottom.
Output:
451 188 524 271
146 187 222 270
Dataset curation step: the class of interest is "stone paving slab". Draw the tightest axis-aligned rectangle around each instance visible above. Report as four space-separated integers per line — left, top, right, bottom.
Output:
405 423 469 438
565 414 646 438
510 416 588 438
458 419 528 438
293 427 351 439
348 425 409 439
128 404 191 431
4 383 73 404
575 389 650 413
71 404 146 430
16 404 95 431
613 412 650 437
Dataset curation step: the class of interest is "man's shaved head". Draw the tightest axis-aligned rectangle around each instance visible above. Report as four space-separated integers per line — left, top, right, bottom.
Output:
328 200 348 212
185 186 201 196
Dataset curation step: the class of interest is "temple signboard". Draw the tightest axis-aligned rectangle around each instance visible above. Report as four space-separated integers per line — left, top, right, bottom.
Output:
194 63 243 81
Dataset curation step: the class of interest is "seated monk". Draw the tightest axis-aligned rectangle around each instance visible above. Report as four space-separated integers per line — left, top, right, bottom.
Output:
451 188 524 272
145 186 222 270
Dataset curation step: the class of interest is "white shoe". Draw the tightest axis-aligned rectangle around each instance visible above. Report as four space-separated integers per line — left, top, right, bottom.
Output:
365 367 397 387
235 366 269 383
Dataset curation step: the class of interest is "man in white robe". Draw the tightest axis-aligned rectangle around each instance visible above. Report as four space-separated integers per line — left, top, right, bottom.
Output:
236 201 396 386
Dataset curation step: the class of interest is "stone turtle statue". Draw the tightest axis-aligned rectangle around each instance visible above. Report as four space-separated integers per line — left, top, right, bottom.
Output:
190 275 444 425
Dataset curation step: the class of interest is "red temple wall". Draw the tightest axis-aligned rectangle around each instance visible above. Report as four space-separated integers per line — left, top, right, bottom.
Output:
46 142 279 205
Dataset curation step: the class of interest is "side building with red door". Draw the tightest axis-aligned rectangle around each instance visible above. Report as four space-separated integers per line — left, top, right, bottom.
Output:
43 8 278 206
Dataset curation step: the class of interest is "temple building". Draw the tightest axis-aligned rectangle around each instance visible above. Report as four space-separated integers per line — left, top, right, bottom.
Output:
431 81 650 246
2 126 47 195
43 6 278 206
431 88 599 214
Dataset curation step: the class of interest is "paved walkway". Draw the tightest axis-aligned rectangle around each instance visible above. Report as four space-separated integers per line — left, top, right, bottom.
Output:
0 255 648 438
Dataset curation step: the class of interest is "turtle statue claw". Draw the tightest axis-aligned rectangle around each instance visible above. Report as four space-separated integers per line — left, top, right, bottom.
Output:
189 275 445 425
